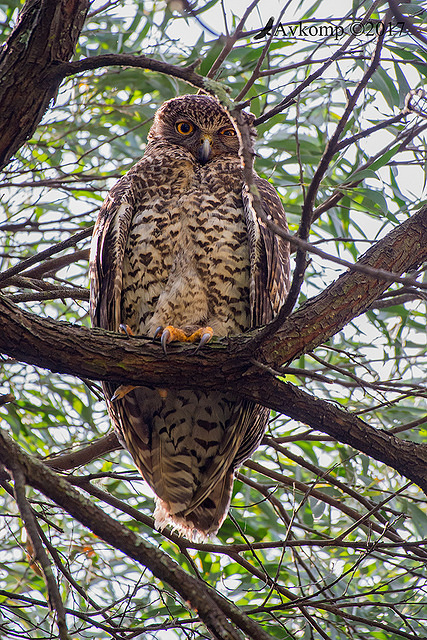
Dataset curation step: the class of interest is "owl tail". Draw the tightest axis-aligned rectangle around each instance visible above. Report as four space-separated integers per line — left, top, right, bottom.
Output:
154 469 234 540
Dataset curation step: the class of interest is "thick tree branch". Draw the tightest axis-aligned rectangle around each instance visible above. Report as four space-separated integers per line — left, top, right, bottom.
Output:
1 210 427 493
1 207 427 385
41 371 427 496
50 54 208 90
0 428 275 640
0 0 90 170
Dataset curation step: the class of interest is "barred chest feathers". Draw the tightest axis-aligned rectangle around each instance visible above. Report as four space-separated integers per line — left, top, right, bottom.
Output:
120 153 251 339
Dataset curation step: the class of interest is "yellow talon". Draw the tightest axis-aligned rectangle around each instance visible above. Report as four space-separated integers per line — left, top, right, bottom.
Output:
155 325 214 354
119 324 134 337
111 384 137 401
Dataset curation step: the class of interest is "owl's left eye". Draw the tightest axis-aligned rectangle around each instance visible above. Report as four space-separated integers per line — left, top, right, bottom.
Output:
176 121 194 135
219 127 236 137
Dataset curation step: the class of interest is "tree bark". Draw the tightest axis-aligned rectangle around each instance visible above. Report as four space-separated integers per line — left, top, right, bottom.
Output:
1 205 426 386
0 0 90 170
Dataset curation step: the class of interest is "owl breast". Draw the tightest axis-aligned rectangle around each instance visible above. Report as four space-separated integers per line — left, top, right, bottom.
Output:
120 154 251 338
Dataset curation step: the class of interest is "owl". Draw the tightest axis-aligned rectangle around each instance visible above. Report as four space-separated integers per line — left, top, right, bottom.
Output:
89 94 290 538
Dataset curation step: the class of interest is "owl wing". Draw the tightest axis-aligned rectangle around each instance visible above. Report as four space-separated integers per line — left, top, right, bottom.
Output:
243 175 291 326
89 174 134 331
232 176 290 475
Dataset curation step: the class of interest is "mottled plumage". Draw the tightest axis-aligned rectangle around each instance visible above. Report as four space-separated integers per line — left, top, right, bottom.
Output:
89 95 290 538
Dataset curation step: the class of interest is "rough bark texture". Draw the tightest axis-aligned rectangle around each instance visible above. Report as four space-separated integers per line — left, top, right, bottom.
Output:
1 205 426 386
0 0 90 170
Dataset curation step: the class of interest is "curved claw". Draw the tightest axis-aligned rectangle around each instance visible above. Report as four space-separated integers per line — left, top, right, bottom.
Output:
111 384 136 401
161 328 171 355
153 326 163 342
119 323 134 337
193 330 213 355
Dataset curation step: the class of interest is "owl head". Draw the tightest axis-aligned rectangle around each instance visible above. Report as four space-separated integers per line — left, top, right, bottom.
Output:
148 94 256 164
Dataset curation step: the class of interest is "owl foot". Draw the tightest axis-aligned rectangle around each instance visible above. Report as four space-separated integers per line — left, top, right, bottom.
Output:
191 327 214 354
110 384 137 401
119 323 134 337
154 325 214 355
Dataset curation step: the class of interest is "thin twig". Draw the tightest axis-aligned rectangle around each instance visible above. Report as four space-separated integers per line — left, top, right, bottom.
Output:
206 0 261 79
7 288 90 303
10 463 70 640
0 227 93 285
387 0 427 45
280 9 391 321
234 3 290 102
253 0 384 126
250 215 427 289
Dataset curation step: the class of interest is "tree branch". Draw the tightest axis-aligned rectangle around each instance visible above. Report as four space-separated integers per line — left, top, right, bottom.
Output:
1 207 427 494
45 432 120 471
206 0 261 79
10 462 70 639
0 428 276 640
50 54 208 90
43 367 427 497
1 205 426 385
0 0 90 170
387 0 427 46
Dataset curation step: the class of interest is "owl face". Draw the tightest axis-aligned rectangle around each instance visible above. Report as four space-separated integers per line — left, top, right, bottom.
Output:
148 95 256 164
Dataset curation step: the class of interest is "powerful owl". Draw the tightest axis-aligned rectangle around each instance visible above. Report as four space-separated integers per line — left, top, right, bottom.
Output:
89 94 290 538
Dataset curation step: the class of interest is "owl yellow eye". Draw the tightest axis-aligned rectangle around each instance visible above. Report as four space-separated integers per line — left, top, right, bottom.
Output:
176 121 194 135
220 127 236 137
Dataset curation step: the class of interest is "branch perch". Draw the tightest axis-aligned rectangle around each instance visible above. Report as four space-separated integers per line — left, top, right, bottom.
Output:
0 428 275 640
1 207 427 491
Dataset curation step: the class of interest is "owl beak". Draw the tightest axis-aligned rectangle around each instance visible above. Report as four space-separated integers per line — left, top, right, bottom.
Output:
198 135 212 164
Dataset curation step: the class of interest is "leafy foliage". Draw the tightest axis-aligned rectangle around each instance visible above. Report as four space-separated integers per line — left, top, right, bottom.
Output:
1 1 427 638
